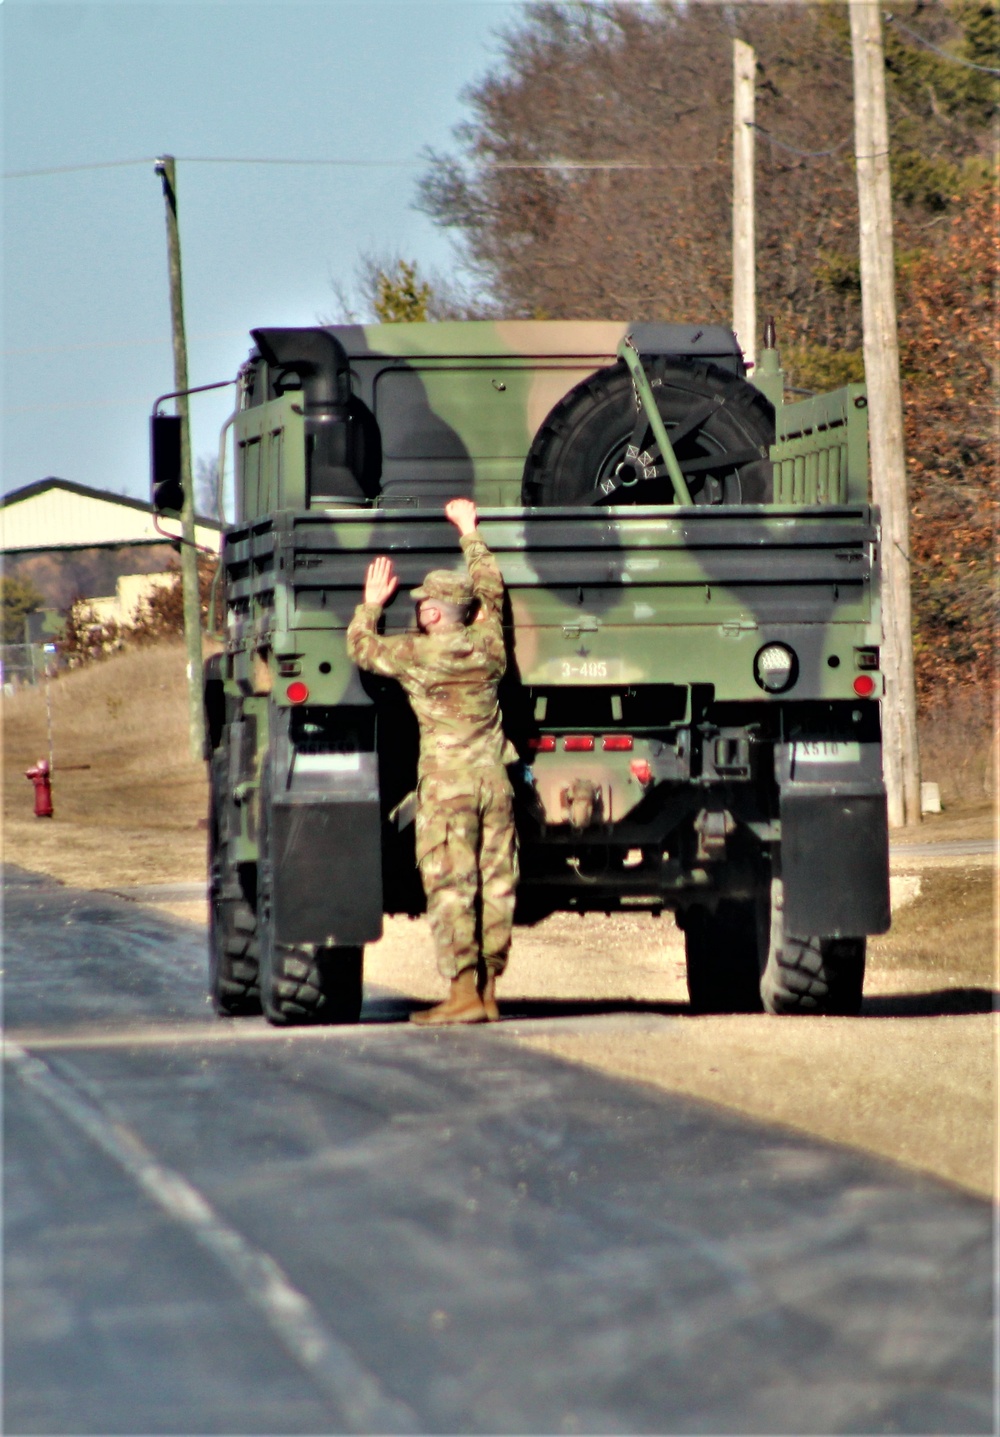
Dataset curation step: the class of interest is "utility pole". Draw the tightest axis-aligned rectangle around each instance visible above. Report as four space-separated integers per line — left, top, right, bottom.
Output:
849 3 921 828
154 154 204 761
732 39 756 370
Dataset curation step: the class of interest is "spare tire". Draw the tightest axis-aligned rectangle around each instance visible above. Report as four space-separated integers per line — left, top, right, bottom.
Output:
522 356 775 506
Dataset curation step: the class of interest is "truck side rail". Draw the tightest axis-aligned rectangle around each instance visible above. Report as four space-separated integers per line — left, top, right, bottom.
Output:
223 505 878 622
770 384 869 505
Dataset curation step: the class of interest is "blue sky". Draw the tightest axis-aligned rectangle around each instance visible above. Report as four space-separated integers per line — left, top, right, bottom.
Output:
2 0 527 502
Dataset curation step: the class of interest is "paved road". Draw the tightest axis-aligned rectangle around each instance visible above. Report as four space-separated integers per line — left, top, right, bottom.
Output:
3 866 994 1435
890 839 998 859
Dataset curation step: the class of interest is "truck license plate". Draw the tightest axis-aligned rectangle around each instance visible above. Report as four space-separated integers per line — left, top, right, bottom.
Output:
792 741 861 764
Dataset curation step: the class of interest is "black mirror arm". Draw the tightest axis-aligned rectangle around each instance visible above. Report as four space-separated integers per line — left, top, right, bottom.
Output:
151 378 235 551
152 377 234 418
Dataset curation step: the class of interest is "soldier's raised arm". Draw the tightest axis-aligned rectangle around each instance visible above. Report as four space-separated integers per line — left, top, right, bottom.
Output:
346 556 407 678
444 499 505 627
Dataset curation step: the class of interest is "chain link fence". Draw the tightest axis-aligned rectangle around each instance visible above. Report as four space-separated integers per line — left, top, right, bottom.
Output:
1 642 63 694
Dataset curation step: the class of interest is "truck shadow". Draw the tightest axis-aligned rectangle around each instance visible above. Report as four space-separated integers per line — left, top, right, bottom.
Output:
362 989 997 1023
861 988 996 1017
361 994 689 1024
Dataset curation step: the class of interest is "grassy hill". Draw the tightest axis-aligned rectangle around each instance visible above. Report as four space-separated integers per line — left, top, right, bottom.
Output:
3 641 207 889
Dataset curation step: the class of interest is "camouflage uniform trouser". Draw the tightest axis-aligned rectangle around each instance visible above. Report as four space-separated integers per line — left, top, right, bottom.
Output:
414 767 518 981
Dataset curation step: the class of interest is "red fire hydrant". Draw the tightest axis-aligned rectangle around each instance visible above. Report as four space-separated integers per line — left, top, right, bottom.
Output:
25 758 53 818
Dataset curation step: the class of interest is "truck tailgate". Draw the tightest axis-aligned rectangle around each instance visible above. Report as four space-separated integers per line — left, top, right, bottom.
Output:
224 504 880 703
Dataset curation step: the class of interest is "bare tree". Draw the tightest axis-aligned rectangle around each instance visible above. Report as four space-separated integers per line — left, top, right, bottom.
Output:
412 0 998 705
195 454 220 520
416 2 995 384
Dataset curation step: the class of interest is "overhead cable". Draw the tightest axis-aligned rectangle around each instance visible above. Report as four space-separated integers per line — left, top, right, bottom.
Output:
747 123 852 159
5 154 724 181
3 158 155 179
884 13 1000 76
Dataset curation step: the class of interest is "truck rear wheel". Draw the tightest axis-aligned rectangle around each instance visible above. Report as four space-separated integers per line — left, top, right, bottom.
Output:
760 879 866 1016
208 752 261 1017
522 357 774 507
256 771 365 1025
683 899 765 1014
259 936 364 1026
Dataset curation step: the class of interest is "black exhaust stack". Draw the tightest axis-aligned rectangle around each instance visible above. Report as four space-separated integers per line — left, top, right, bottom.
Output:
251 327 363 503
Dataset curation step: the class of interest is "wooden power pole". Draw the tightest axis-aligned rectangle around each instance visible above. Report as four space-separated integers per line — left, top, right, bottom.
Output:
849 3 921 828
155 155 204 761
732 39 756 370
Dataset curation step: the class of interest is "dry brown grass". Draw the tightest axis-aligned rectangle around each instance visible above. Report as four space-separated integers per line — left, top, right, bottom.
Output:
2 641 207 887
868 867 996 993
918 686 998 808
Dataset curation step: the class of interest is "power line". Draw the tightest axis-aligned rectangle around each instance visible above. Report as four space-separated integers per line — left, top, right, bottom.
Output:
747 122 852 159
179 156 424 168
489 159 722 171
3 158 156 180
3 157 414 179
750 126 850 160
4 154 724 181
6 15 996 185
184 155 724 171
884 14 1000 76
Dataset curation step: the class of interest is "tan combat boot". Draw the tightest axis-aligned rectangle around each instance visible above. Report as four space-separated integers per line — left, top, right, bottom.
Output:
479 965 500 1022
410 968 488 1026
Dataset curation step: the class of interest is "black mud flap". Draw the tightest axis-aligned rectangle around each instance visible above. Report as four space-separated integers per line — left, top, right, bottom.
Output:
780 790 890 937
271 799 383 946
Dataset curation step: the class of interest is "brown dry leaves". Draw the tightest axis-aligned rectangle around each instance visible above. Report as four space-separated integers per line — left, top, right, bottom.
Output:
900 184 999 705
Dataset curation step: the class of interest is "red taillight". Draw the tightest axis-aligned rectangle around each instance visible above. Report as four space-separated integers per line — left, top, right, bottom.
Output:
286 681 310 704
563 735 595 752
630 759 653 785
602 734 634 752
528 735 556 753
853 674 876 697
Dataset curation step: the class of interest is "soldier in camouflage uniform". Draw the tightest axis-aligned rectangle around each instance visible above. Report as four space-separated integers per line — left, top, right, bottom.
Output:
346 498 518 1025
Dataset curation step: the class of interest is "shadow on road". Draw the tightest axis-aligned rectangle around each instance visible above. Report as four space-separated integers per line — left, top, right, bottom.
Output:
364 989 998 1025
361 994 689 1024
863 987 997 1017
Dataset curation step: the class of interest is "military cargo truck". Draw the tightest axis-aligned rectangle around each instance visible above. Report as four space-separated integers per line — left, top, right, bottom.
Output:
151 319 890 1025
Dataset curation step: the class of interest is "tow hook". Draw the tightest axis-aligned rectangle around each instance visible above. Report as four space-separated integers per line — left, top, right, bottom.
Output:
561 778 602 830
693 807 735 862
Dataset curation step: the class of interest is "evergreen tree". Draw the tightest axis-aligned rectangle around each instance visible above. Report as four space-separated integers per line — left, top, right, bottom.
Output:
373 259 433 323
1 576 44 644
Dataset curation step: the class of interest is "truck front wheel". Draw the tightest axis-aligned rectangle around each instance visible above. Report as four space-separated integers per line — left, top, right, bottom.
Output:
760 879 866 1016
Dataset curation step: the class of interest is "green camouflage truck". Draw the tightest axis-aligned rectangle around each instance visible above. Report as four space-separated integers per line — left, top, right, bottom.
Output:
151 319 890 1025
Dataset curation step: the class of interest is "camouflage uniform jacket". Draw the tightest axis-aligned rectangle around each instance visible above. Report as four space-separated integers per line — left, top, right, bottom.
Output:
346 533 517 778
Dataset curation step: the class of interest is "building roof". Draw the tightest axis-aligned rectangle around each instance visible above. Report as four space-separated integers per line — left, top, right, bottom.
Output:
0 478 220 554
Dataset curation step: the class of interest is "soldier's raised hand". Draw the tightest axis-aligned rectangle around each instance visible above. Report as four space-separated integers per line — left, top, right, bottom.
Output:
364 556 399 608
444 498 478 536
